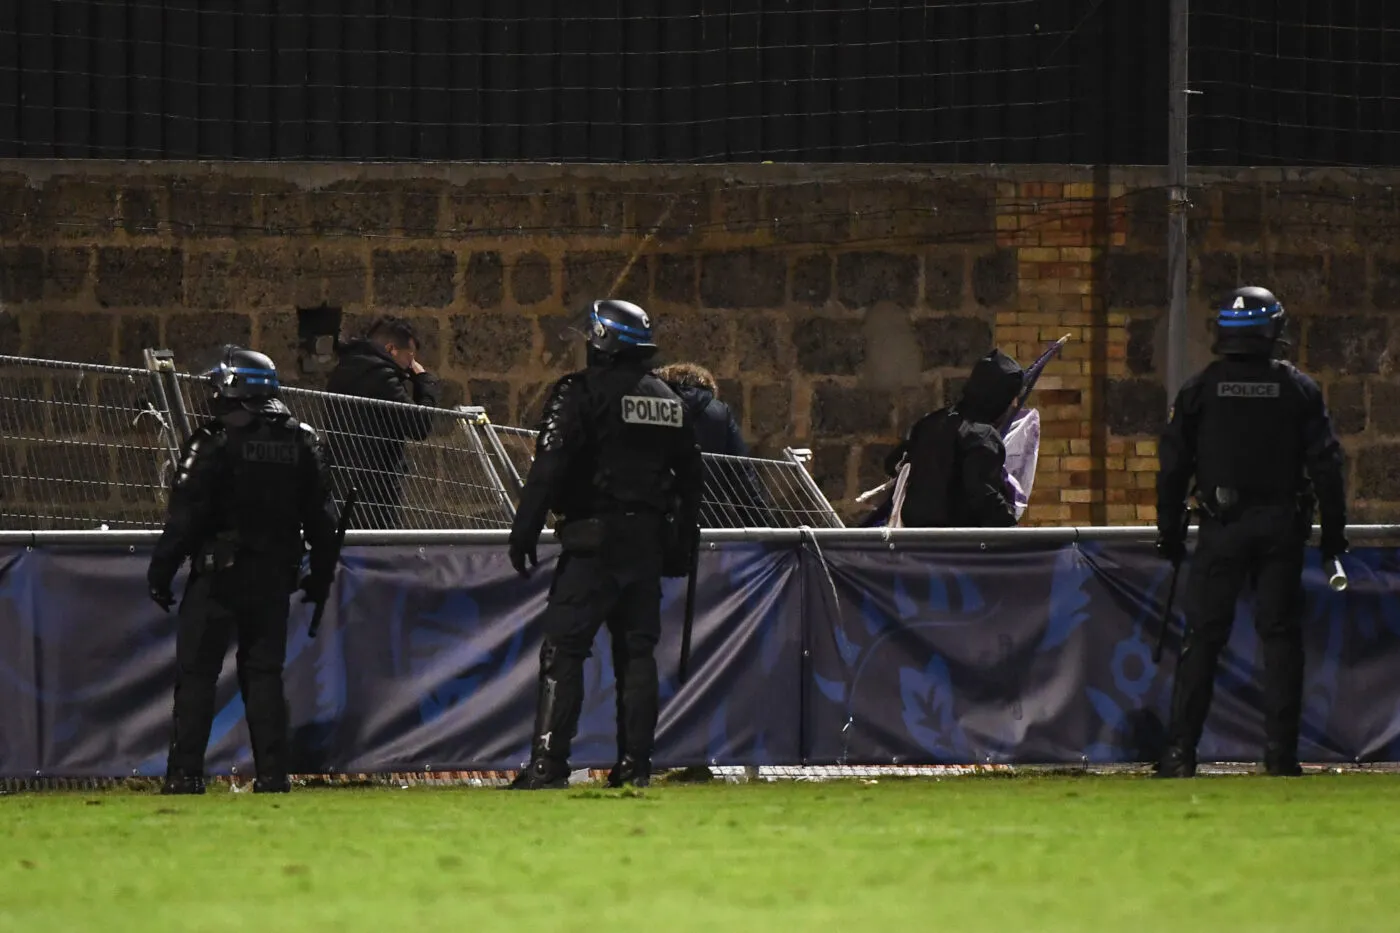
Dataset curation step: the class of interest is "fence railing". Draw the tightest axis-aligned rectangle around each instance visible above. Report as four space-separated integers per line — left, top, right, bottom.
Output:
0 350 842 532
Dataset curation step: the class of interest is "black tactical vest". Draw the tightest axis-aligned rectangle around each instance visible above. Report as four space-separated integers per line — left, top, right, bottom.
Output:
1194 358 1307 498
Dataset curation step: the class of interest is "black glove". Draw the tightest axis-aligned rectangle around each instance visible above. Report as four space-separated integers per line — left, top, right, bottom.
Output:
299 574 332 605
509 537 538 578
1155 534 1186 565
1321 530 1349 563
149 585 175 613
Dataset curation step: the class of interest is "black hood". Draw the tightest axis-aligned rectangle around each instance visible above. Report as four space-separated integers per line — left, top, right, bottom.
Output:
337 337 403 370
957 349 1024 423
674 383 715 416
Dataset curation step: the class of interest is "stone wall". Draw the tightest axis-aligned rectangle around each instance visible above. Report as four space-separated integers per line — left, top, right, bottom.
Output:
2 161 1398 526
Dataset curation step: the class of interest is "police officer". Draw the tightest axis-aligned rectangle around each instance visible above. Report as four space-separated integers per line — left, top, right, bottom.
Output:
1156 286 1347 778
148 347 340 795
507 299 703 790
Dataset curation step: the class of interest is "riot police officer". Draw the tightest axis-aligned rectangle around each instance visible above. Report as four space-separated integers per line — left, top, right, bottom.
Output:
148 347 340 795
1156 286 1347 778
507 299 703 790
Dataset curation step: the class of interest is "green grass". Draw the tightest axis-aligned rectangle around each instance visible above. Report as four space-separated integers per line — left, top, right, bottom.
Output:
4 774 1400 932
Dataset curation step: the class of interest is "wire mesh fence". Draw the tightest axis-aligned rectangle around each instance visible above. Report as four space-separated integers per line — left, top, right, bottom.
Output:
172 374 515 531
482 423 842 530
0 355 179 531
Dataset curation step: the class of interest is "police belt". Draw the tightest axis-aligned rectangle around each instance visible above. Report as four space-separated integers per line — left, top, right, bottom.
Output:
1205 487 1298 514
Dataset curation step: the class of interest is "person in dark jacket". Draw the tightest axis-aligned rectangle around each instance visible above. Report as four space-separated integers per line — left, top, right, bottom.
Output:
324 316 442 529
655 362 769 527
885 348 1023 528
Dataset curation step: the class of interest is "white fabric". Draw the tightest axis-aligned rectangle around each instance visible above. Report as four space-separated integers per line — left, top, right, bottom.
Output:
1002 408 1042 521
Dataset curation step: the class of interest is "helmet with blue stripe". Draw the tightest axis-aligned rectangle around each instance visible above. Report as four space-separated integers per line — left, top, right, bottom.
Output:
586 299 657 357
1214 285 1286 355
207 346 280 400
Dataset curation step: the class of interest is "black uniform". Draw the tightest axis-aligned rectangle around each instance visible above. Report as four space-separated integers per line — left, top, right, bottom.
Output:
508 300 703 790
1156 287 1346 778
668 379 769 527
148 351 339 795
324 338 441 529
885 349 1023 528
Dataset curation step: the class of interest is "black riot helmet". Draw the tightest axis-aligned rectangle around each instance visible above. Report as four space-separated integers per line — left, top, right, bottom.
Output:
586 299 657 359
206 346 280 401
1213 285 1286 357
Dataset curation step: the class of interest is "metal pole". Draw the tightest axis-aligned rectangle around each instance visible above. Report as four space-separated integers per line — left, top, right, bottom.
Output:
1166 0 1191 403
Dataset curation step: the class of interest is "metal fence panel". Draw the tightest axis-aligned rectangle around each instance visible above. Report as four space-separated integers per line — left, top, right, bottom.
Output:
0 355 179 531
172 374 515 531
482 424 844 529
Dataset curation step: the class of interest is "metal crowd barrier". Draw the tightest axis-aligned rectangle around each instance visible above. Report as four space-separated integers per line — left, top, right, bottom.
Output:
0 350 843 533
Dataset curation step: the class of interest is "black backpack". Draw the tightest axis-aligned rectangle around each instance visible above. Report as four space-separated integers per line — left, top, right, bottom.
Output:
897 407 962 527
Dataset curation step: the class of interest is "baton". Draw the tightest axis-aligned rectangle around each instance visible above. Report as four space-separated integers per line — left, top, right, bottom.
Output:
1328 557 1348 593
1152 506 1193 665
309 487 358 639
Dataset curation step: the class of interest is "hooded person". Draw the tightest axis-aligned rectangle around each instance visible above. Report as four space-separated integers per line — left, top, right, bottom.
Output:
883 348 1024 528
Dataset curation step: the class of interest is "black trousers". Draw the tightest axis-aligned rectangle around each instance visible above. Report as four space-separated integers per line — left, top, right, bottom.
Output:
166 560 294 779
1167 505 1306 760
530 516 665 767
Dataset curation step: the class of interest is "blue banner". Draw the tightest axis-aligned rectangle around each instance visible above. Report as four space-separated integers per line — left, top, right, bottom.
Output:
1 540 1399 776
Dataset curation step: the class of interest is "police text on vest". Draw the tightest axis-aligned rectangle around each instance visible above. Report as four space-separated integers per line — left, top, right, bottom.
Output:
1217 381 1280 399
621 395 683 427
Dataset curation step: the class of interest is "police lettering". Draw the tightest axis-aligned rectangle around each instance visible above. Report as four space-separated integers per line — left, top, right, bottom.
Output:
1217 381 1280 399
242 440 298 464
621 395 683 428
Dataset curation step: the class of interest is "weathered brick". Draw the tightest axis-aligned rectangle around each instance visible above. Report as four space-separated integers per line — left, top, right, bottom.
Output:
792 254 832 305
748 382 792 447
517 381 558 428
538 186 584 235
0 173 37 239
1354 186 1400 249
808 442 853 501
924 252 965 310
1374 261 1400 312
1330 381 1368 436
894 382 945 436
1127 317 1158 375
811 384 895 436
1307 316 1388 375
186 252 233 308
654 254 697 306
451 313 534 374
972 249 1017 308
400 184 444 237
539 314 584 370
169 179 256 237
259 182 306 236
447 188 534 237
737 314 790 375
1105 252 1167 308
374 249 457 308
1197 252 1239 301
562 251 648 308
0 246 43 304
510 252 553 306
37 178 118 238
121 186 162 235
0 308 22 355
836 252 918 308
916 316 992 370
1104 378 1167 436
44 247 91 299
468 379 514 424
1120 187 1166 251
587 186 627 234
657 313 733 374
794 317 864 375
95 247 183 308
117 314 162 368
632 189 707 240
31 311 113 364
231 246 306 309
1357 445 1400 500
308 181 394 237
716 183 763 233
313 247 368 307
857 442 898 494
1271 254 1326 307
1329 253 1367 308
700 250 786 309
767 183 850 243
1220 187 1264 242
166 313 253 365
462 250 501 308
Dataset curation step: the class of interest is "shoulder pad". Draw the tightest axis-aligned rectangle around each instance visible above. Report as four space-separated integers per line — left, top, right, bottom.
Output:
539 373 585 451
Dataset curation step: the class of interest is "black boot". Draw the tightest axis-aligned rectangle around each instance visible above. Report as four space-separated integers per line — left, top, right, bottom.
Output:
508 641 583 791
253 776 292 793
1264 745 1303 777
607 755 651 788
160 773 206 795
1155 744 1197 779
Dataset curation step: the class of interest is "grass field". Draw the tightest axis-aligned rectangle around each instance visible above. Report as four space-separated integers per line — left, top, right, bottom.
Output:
4 773 1400 932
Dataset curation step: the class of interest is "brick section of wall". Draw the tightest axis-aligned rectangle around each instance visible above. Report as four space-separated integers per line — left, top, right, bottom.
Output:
2 162 1399 526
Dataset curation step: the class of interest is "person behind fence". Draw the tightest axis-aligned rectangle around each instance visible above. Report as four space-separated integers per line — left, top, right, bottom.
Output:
1155 286 1347 779
146 347 340 795
325 316 442 528
880 348 1024 528
506 299 703 791
655 361 768 526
